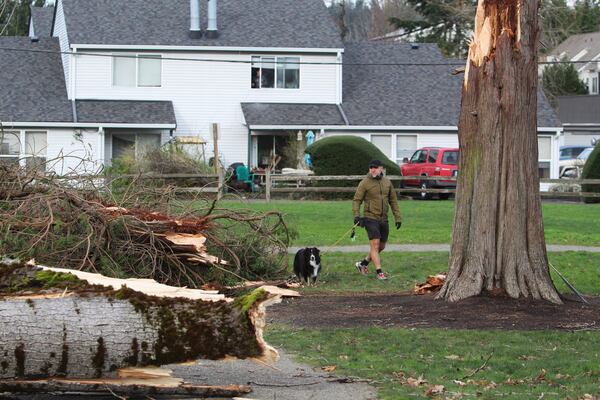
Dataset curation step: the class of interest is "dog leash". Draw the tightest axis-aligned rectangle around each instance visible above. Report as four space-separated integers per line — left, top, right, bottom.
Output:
325 222 360 251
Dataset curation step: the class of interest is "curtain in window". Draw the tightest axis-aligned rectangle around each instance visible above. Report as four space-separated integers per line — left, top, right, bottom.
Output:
138 55 161 87
277 57 299 88
25 131 47 170
371 135 392 158
113 56 136 87
396 135 417 162
538 137 552 160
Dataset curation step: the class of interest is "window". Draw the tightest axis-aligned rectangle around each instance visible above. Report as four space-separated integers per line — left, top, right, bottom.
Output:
277 57 300 88
113 55 136 87
428 149 439 163
442 151 459 165
138 55 161 87
538 137 552 160
0 131 21 165
538 136 552 179
371 135 392 159
251 56 299 89
396 135 417 163
592 76 599 94
0 131 47 170
24 131 47 169
410 150 427 164
113 54 162 87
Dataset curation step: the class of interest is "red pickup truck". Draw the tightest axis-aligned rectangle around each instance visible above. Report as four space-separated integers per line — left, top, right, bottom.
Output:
400 147 459 200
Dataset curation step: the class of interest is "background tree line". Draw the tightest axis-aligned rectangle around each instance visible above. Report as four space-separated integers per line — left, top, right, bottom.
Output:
330 0 600 57
0 0 47 36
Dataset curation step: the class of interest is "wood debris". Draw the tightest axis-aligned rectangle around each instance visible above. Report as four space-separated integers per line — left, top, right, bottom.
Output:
413 273 447 295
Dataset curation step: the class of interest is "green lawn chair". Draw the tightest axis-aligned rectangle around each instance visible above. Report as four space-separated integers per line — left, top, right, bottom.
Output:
235 165 256 192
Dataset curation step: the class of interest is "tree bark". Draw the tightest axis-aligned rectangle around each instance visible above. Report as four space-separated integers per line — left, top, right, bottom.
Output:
0 263 279 379
436 0 562 303
0 379 251 397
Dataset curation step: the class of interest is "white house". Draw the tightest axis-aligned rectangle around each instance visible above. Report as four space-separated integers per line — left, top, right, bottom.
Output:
0 0 563 178
546 31 600 96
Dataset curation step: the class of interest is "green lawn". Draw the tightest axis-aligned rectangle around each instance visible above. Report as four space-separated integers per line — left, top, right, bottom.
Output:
266 326 600 399
220 200 600 246
267 252 600 399
296 252 600 296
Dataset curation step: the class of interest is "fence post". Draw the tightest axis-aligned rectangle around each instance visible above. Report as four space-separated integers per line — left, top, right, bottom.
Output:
217 168 224 200
265 168 271 202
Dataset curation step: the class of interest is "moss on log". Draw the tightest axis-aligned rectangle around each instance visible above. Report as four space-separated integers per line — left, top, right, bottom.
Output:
0 261 278 379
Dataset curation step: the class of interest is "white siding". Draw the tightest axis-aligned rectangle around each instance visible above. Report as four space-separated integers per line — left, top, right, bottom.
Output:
417 133 459 148
53 0 71 98
563 132 600 147
46 128 102 175
74 51 338 165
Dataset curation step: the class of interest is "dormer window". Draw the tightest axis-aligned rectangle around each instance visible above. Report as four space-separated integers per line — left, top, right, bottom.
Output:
113 54 162 88
251 56 299 89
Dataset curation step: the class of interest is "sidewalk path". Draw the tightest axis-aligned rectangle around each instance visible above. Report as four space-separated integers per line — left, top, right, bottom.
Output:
289 244 600 253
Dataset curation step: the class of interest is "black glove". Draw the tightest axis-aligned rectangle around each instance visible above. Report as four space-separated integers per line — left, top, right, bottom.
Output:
395 221 402 230
354 216 361 227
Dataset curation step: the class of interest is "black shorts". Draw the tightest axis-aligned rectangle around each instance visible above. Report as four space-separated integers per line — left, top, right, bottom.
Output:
363 218 389 242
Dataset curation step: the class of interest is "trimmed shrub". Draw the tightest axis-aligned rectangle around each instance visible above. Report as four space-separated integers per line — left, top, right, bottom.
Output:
306 135 401 176
581 142 600 204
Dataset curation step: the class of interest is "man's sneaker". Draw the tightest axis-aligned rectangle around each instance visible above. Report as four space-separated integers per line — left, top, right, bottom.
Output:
376 272 388 280
355 261 369 275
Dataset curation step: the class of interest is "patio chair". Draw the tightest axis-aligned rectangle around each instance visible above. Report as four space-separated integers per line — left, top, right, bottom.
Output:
235 165 256 192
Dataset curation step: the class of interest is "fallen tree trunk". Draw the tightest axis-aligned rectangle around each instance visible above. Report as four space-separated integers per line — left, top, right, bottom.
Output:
0 379 251 397
0 260 279 379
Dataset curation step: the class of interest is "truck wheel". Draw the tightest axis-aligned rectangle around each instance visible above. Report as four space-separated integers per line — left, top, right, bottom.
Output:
419 181 431 200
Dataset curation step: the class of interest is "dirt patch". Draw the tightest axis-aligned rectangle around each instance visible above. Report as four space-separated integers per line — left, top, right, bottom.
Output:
268 292 600 330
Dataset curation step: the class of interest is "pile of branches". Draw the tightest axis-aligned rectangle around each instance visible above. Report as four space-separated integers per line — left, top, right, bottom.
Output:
0 164 290 287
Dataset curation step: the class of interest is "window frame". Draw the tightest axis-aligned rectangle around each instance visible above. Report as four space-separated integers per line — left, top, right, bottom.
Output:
251 55 301 89
112 53 162 88
0 130 48 170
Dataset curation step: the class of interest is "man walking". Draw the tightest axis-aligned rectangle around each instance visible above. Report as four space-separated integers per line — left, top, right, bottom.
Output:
352 159 402 280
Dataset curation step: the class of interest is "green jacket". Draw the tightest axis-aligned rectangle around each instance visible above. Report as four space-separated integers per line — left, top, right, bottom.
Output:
352 175 401 223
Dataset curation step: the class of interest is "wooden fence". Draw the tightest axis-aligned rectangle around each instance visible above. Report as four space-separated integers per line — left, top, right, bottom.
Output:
264 173 600 201
103 172 600 201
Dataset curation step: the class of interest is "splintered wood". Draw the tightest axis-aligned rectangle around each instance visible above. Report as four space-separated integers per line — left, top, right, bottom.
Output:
414 273 447 295
101 206 226 266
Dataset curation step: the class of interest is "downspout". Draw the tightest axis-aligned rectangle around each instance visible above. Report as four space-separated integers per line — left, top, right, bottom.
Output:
247 127 252 167
69 47 77 100
336 51 343 104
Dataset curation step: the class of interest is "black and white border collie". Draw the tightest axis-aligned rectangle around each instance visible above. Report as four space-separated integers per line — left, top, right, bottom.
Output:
293 247 321 285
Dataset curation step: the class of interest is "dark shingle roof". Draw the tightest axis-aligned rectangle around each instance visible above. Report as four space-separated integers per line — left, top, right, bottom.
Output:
29 6 55 37
61 0 342 49
0 37 72 123
75 100 176 125
557 95 600 124
241 103 345 126
341 42 561 127
342 42 460 126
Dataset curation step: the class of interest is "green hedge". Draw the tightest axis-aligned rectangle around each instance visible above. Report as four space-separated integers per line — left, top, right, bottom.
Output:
581 143 600 204
306 136 401 176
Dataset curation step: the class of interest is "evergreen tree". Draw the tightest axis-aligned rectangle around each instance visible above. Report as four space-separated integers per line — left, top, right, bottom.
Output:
0 0 46 37
573 0 600 33
388 0 476 58
542 62 588 107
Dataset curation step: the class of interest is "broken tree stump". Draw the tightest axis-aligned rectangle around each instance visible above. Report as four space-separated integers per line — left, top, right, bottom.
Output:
0 260 279 380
